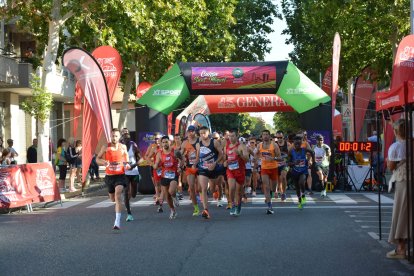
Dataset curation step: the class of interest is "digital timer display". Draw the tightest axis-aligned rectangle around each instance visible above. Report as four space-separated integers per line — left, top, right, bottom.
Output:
337 142 374 152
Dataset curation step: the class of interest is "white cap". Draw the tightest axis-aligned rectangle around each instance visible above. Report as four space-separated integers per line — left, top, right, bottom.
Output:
239 137 246 143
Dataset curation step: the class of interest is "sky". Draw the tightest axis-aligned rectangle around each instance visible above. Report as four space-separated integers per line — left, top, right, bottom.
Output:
249 8 294 127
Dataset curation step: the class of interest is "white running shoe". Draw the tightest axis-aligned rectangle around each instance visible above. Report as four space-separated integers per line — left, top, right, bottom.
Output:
169 210 177 219
217 199 223 207
173 197 180 207
252 191 257 197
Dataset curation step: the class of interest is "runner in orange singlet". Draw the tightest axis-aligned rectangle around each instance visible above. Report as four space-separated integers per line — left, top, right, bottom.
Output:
256 129 281 215
96 128 130 230
180 125 200 216
145 134 163 207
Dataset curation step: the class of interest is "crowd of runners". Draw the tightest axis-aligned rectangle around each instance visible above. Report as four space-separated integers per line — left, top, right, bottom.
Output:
95 126 332 230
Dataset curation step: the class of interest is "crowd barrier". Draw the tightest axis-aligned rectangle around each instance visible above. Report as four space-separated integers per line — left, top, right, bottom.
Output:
0 162 60 210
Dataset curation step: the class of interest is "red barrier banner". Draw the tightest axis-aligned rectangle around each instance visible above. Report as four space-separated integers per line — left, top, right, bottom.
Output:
0 162 60 209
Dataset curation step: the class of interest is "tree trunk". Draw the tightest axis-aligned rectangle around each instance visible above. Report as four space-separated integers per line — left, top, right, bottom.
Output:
118 66 137 129
37 119 50 163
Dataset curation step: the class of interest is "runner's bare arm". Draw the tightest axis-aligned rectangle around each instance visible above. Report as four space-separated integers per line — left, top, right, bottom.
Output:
193 143 200 169
214 139 224 164
239 144 249 162
273 142 281 158
153 152 161 169
96 145 109 166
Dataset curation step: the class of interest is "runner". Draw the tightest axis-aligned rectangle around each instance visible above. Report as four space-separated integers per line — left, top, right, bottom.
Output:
96 128 130 230
275 130 289 202
180 125 200 216
194 126 224 219
256 129 281 214
240 137 252 203
144 133 163 209
288 137 313 210
301 131 314 195
224 129 249 216
122 133 141 222
172 133 184 200
313 134 331 197
213 131 225 208
248 136 259 197
153 135 181 219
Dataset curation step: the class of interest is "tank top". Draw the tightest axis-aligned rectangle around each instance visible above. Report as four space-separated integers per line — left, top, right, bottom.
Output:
313 144 330 167
105 143 127 175
198 139 218 170
290 148 308 174
259 142 278 169
277 141 289 167
246 149 254 170
184 138 198 166
226 142 245 171
125 143 139 176
160 150 178 179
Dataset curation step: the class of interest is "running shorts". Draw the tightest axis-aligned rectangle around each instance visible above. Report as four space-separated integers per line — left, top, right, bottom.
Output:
198 164 225 179
315 164 329 176
185 167 198 177
245 169 252 177
105 174 127 193
152 167 162 182
226 168 245 185
261 168 278 181
161 176 179 187
278 165 289 175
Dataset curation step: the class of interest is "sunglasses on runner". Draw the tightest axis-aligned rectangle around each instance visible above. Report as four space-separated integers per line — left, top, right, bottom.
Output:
276 136 283 139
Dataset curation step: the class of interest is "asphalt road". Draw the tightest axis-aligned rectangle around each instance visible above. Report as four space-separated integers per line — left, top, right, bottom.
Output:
0 190 413 276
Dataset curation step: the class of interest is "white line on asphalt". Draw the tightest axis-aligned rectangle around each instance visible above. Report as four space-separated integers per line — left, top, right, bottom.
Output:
242 205 392 209
290 194 315 204
349 215 378 218
87 199 114 208
368 232 379 240
362 194 394 204
49 198 91 209
327 194 357 204
344 210 392 213
354 220 391 223
361 226 390 229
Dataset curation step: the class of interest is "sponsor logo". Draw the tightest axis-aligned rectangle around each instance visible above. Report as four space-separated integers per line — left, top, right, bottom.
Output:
285 88 313 95
36 168 53 189
153 90 181 96
218 97 236 109
381 95 400 107
96 57 118 77
232 68 244 78
237 96 288 107
356 83 374 89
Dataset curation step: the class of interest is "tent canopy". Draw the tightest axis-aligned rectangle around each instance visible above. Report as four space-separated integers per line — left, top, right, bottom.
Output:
137 61 331 115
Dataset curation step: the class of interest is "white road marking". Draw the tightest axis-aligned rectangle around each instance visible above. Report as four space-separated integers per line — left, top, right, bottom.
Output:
49 198 91 209
362 194 394 204
327 194 357 204
87 199 115 208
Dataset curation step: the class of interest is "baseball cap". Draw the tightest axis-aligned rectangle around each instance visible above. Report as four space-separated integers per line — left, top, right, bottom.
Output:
316 134 324 140
187 125 196 131
239 137 246 143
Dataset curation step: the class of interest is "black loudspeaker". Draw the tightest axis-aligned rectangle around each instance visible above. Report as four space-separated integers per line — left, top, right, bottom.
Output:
135 105 167 194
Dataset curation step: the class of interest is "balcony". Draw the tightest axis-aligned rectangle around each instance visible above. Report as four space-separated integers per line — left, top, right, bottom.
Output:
0 51 32 88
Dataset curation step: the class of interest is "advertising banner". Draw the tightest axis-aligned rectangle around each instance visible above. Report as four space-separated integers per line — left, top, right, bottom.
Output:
332 33 341 129
191 66 276 90
0 163 60 209
307 130 331 147
206 94 293 113
322 66 332 96
137 132 163 165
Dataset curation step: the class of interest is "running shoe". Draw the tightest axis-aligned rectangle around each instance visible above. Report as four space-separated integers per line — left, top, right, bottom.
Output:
169 210 177 219
154 199 160 206
213 191 219 200
276 192 281 200
177 192 184 200
173 197 180 207
252 191 257 197
266 207 274 215
235 205 242 216
323 190 327 197
247 187 252 194
301 196 307 205
298 201 303 210
226 202 232 210
281 193 286 202
157 206 163 213
217 199 223 207
320 190 325 198
307 191 314 195
230 206 236 216
126 214 134 222
113 225 121 230
201 209 210 219
192 206 200 216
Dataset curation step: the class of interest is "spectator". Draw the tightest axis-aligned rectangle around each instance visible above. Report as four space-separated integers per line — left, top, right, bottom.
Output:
89 153 101 181
368 130 378 142
0 136 4 160
386 119 411 259
74 140 82 183
55 138 68 192
7 138 18 164
27 138 38 163
67 137 79 192
1 148 12 165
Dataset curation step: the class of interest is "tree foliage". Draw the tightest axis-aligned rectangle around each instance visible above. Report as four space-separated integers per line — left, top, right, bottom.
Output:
273 112 301 134
21 74 54 123
281 0 410 87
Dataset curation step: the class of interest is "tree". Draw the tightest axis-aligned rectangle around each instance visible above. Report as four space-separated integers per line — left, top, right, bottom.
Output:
230 0 280 61
273 112 301 134
281 0 410 87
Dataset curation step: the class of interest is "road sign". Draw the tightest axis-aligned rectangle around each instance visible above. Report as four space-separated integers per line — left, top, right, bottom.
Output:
342 104 351 120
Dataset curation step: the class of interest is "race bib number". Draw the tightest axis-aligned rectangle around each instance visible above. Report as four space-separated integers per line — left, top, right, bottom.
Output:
164 171 176 179
201 160 213 170
228 161 239 170
109 162 122 172
295 159 306 168
315 156 323 163
156 168 162 176
189 152 196 165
